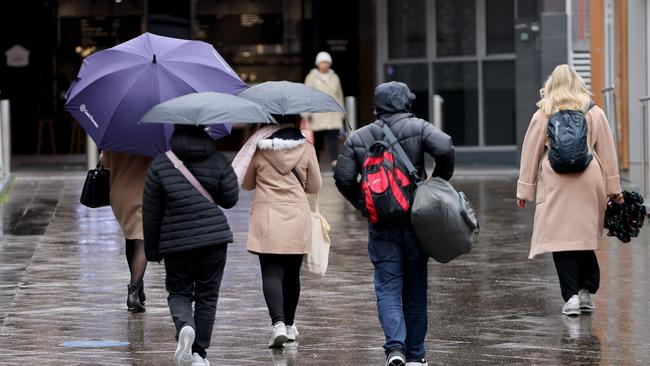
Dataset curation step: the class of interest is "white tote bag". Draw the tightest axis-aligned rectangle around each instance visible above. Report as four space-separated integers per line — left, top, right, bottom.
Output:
304 193 331 275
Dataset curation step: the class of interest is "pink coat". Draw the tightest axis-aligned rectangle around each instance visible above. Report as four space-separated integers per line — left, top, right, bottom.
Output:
517 107 622 258
242 135 321 254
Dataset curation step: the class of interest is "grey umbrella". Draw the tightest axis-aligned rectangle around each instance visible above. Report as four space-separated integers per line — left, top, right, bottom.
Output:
238 81 345 115
139 92 277 127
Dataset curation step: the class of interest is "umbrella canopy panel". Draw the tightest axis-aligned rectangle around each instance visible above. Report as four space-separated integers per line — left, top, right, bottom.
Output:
139 92 276 126
65 32 247 157
238 81 345 115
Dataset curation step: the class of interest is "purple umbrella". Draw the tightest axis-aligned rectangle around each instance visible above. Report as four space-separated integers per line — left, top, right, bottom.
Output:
65 32 247 157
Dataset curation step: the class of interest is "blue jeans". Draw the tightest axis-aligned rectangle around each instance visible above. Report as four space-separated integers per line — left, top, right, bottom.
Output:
368 223 429 361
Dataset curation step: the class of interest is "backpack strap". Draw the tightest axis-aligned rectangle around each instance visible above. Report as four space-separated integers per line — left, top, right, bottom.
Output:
165 151 215 204
380 121 418 179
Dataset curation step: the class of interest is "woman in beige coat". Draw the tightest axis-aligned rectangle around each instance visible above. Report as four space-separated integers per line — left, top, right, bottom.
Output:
517 64 623 316
242 126 321 348
101 150 152 313
303 51 345 167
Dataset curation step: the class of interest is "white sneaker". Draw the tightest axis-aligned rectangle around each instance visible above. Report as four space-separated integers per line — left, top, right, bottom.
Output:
191 353 210 366
562 295 581 316
286 324 299 341
175 326 195 366
406 360 428 366
578 289 595 312
269 321 288 348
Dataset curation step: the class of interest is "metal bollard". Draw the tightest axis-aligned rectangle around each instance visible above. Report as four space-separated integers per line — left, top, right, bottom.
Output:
640 96 650 197
1 100 11 175
345 96 357 132
602 86 618 149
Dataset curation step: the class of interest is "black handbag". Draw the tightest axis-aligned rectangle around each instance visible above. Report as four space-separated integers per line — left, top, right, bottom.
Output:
80 164 110 208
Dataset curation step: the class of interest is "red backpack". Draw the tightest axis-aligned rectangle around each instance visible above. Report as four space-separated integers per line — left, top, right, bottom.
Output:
361 123 418 224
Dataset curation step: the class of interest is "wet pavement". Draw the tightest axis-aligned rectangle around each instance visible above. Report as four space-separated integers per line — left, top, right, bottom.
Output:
0 172 649 365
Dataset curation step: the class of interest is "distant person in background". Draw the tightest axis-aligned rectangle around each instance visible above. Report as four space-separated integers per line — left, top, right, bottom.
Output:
303 51 345 168
100 150 152 313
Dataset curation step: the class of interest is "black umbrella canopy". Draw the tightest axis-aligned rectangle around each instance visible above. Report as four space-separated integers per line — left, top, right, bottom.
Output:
238 81 345 115
139 92 276 125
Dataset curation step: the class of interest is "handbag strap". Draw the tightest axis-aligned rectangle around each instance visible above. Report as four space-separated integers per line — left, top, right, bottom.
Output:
380 120 418 178
165 151 215 204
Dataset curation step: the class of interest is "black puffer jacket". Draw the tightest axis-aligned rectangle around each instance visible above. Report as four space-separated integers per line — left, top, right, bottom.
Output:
143 126 239 261
334 81 456 210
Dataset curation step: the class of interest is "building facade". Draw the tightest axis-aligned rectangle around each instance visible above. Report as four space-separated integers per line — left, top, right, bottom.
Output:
1 0 648 183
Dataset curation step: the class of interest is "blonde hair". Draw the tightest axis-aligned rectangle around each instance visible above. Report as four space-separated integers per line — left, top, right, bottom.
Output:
537 64 591 115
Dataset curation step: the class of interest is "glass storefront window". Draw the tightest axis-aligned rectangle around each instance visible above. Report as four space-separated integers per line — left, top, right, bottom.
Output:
433 62 478 146
388 0 426 58
436 0 476 57
483 61 515 145
486 0 515 54
385 63 429 120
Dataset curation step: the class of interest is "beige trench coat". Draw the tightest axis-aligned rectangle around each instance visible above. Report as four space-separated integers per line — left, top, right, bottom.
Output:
101 151 152 240
242 136 322 254
517 107 622 258
304 69 345 132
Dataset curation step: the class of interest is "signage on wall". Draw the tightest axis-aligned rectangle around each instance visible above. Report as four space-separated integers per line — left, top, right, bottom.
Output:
194 14 283 45
4 45 30 68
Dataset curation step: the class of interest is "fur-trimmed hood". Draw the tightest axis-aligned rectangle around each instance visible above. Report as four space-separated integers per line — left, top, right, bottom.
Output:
257 127 308 174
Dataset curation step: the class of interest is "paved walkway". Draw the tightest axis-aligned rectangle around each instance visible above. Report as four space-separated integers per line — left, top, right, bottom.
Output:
0 173 649 365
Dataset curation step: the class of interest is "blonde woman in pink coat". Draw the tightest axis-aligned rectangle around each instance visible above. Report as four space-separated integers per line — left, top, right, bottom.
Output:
517 64 624 316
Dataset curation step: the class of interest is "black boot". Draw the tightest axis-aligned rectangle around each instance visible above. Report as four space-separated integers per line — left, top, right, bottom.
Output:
138 280 146 304
127 284 146 313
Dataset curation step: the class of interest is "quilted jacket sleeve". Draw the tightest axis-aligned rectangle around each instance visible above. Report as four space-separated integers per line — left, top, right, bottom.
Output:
213 154 239 209
421 122 455 180
334 133 362 209
142 161 165 262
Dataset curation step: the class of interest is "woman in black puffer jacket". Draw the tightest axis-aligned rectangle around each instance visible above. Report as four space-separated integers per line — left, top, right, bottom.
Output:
143 125 238 366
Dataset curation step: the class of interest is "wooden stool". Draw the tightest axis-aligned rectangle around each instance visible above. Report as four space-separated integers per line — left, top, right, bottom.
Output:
37 118 57 155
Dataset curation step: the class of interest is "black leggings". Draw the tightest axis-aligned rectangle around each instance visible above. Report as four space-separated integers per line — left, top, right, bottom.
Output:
259 254 304 325
553 250 600 301
314 130 339 162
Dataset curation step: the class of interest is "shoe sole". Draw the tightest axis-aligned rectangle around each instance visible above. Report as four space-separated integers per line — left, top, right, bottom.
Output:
127 305 146 313
562 309 580 316
580 306 595 313
387 356 406 366
175 327 195 366
269 334 288 349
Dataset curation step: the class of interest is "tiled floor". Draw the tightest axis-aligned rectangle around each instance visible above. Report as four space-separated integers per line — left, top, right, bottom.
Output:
0 173 649 365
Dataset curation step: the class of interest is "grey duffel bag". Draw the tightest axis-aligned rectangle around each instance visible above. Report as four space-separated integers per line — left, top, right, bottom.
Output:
411 177 479 263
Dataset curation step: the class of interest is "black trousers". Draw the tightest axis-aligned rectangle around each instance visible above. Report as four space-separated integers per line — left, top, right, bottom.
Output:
314 129 339 162
259 254 304 325
552 250 600 302
165 245 227 358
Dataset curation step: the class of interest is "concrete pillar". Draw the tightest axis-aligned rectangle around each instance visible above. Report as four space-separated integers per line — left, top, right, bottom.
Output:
540 0 569 78
627 0 649 193
515 0 543 162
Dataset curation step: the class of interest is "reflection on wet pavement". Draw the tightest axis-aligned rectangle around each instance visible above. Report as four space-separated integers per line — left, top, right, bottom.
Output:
0 173 649 365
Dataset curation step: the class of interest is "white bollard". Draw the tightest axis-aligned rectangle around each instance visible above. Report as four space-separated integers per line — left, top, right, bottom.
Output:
1 100 11 175
433 95 444 130
345 96 357 132
86 134 98 170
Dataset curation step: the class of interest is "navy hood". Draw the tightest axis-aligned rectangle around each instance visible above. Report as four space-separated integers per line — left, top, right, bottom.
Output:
374 81 416 116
